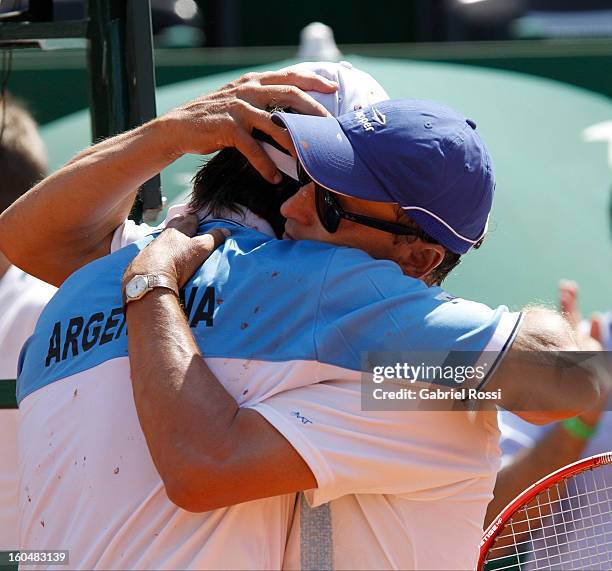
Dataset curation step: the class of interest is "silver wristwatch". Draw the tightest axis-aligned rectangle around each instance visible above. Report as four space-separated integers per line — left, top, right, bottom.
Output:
123 274 179 309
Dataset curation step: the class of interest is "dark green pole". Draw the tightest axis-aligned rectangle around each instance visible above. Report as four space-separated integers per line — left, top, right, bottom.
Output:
87 0 162 222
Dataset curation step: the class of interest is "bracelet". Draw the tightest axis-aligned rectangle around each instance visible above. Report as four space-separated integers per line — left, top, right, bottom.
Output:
561 416 598 441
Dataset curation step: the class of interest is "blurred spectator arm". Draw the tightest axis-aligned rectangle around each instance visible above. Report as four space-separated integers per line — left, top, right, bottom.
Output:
484 414 600 528
486 280 607 528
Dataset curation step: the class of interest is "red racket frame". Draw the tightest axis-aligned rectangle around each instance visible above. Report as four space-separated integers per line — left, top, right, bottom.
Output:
479 452 612 570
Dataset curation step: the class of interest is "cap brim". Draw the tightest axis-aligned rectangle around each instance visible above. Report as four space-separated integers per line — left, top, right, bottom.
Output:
272 112 394 203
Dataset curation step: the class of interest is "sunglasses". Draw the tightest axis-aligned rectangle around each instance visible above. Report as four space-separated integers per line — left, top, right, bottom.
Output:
296 162 421 236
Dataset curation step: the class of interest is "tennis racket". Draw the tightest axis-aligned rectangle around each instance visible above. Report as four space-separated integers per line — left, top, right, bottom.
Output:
479 452 612 570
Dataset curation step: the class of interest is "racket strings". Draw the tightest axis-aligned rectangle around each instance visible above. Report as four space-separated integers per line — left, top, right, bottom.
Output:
484 464 612 570
489 529 612 570
490 492 612 546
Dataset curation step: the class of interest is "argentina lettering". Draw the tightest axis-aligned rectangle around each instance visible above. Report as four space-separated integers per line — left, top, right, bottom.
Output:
45 286 216 367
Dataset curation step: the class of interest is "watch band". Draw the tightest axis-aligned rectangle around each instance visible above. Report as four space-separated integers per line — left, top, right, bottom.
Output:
146 274 180 297
123 273 180 311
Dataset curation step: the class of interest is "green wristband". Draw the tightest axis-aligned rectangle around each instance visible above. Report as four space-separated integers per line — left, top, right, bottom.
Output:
562 416 598 440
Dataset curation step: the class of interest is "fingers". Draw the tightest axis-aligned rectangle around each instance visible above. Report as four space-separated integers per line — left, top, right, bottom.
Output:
177 228 230 285
265 85 331 117
241 84 331 117
234 69 335 116
259 68 338 94
165 213 199 237
193 228 231 254
275 88 331 117
124 209 231 290
233 124 283 184
265 124 294 157
590 315 603 344
558 279 581 330
241 105 294 151
163 216 231 254
227 104 296 175
172 68 333 172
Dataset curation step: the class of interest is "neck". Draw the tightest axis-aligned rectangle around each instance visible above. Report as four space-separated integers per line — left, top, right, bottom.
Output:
0 251 12 279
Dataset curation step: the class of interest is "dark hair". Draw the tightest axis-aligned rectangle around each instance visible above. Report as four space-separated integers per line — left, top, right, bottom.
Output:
189 147 297 238
393 206 483 286
189 147 479 285
0 93 48 214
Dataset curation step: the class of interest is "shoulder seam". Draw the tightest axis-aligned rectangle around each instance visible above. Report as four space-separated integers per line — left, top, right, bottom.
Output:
476 311 524 392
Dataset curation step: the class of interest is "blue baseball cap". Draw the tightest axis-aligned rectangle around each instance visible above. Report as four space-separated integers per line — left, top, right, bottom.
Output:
272 99 495 254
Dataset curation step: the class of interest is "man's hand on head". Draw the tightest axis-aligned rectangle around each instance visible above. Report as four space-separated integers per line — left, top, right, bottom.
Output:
0 67 334 285
122 214 230 295
162 69 337 184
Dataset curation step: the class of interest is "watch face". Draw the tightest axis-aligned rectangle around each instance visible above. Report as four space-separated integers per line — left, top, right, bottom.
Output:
126 275 149 300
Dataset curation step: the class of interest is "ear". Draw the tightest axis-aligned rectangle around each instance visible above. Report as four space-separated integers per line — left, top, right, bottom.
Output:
393 240 446 283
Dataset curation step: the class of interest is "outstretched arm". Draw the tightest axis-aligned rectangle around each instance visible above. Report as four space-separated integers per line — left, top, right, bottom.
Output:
490 307 606 424
0 69 336 286
485 279 607 527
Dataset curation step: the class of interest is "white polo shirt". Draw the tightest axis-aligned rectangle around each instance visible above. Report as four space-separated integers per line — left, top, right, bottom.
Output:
18 214 521 570
0 266 55 550
251 353 514 570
